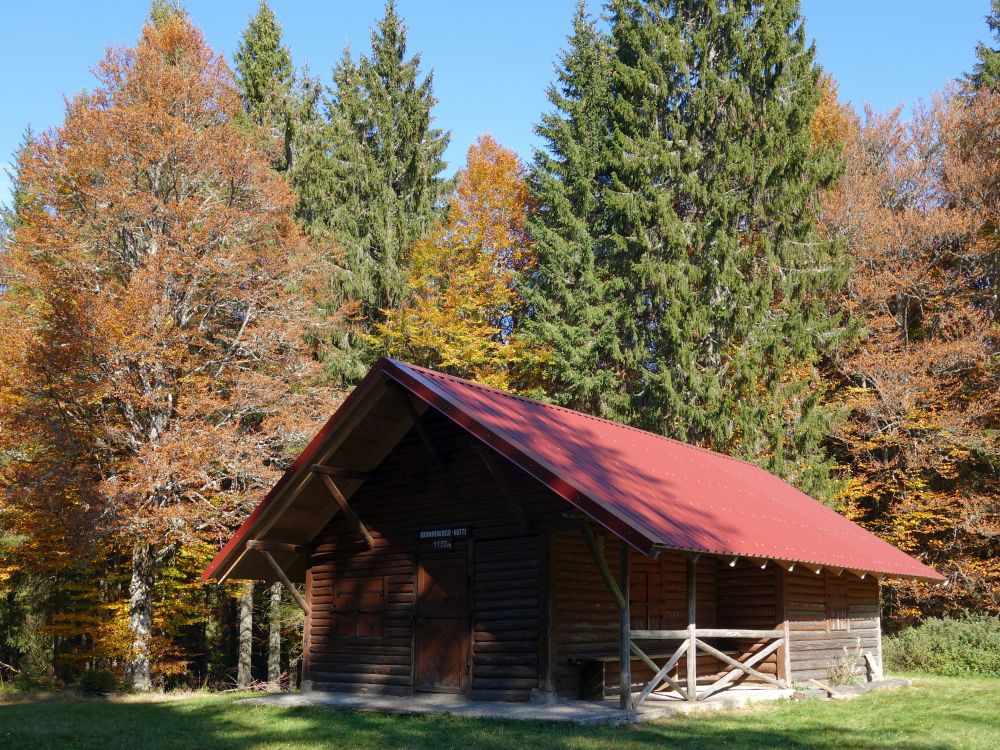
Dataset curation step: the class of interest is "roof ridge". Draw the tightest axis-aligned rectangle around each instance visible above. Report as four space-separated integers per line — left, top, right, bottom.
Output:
393 359 771 477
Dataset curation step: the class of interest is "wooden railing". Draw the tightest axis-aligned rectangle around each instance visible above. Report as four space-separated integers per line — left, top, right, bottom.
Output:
628 628 787 705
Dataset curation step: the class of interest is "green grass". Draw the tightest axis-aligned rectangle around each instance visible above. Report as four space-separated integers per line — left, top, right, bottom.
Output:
0 676 996 750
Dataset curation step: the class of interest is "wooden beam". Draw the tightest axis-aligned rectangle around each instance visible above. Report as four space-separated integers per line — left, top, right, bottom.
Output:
575 520 627 611
245 540 308 554
475 446 529 531
630 628 785 639
686 556 697 701
311 465 374 482
391 383 446 471
319 474 375 549
697 637 786 701
259 549 310 615
632 639 688 705
693 638 786 690
619 541 632 711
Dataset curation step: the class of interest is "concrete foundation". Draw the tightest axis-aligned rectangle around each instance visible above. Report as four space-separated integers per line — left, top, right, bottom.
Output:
238 685 797 725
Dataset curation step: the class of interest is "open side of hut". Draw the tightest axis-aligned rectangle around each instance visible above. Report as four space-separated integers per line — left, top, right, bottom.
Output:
203 359 943 708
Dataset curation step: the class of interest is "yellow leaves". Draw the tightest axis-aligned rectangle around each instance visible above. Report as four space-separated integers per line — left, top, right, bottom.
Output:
810 73 858 150
377 135 545 391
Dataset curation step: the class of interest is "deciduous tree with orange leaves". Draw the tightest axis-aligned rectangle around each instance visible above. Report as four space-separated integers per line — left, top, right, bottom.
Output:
0 10 335 688
376 135 542 391
819 83 999 626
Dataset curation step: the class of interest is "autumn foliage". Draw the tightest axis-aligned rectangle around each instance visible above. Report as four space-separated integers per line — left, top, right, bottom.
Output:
377 135 541 391
0 13 333 685
820 86 999 625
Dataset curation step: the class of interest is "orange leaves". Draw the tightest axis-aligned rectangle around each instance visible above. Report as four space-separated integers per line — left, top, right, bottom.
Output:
378 135 543 391
0 11 337 671
822 81 1000 622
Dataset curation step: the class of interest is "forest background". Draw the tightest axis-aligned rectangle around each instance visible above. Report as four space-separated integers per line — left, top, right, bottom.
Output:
0 0 996 691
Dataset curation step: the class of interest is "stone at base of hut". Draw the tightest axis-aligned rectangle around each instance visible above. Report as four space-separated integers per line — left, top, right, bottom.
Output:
794 677 911 701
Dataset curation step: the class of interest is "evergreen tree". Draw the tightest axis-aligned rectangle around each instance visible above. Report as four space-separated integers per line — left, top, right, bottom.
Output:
601 0 850 500
300 1 450 385
523 3 622 415
233 1 295 170
967 0 1000 91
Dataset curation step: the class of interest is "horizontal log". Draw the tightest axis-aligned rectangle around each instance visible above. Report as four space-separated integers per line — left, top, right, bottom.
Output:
308 672 409 686
472 677 538 690
246 540 309 554
470 689 532 702
310 682 412 697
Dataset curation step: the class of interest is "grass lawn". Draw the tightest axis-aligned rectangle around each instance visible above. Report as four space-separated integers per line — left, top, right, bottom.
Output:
0 676 996 750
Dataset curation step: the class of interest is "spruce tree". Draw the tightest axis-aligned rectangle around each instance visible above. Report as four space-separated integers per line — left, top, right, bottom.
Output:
967 0 1000 90
301 1 450 384
523 3 622 414
602 0 850 500
234 1 295 170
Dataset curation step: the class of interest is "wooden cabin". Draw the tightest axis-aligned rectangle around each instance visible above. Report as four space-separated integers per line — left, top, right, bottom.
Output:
204 359 942 708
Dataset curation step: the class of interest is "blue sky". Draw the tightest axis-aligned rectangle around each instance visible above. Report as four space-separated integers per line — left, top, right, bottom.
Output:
0 1 992 204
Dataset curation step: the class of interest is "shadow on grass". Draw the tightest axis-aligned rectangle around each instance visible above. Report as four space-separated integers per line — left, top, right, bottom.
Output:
0 682 986 750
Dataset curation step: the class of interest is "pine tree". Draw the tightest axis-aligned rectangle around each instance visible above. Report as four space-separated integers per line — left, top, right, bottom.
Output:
523 3 622 415
233 1 295 170
967 0 1000 91
601 0 850 500
300 1 450 385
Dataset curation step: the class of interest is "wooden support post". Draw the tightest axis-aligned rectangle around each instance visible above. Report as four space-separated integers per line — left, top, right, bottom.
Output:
258 549 310 616
619 542 632 711
685 555 698 701
319 474 375 549
575 521 627 610
475 446 529 531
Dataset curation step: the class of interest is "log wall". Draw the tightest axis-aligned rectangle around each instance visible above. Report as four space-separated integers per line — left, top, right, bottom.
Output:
304 408 564 699
784 568 880 683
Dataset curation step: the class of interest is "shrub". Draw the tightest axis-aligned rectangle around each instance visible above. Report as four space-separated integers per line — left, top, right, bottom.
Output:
827 638 863 685
884 615 1000 678
77 669 118 695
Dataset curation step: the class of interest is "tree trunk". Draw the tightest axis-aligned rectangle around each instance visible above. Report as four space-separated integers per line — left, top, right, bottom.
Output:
237 581 253 689
126 542 154 691
268 582 282 689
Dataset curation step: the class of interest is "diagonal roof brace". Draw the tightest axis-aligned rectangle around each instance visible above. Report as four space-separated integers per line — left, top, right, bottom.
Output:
316 471 375 549
247 542 310 615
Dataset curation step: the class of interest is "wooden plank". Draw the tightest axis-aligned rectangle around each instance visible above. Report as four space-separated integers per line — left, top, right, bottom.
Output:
693 638 785 690
312 465 374 482
686 556 697 701
633 639 688 705
259 550 311 616
319 474 375 549
631 628 785 640
697 638 785 700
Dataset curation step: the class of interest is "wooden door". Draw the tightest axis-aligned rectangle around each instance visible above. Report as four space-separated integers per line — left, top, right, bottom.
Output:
415 556 469 693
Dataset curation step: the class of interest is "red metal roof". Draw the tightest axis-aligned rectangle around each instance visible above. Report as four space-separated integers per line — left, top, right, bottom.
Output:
205 358 943 582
